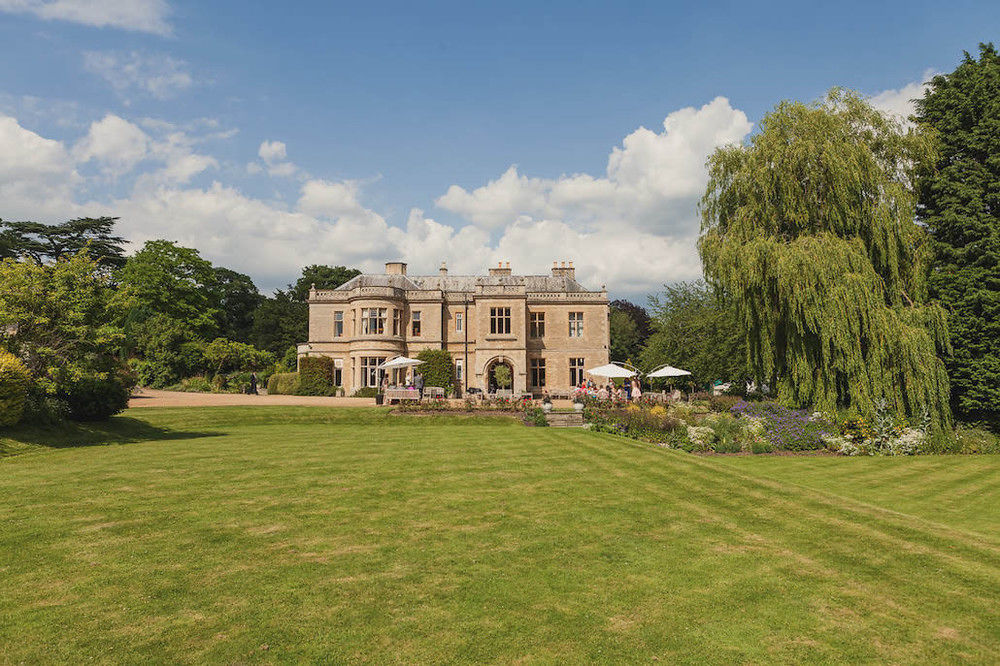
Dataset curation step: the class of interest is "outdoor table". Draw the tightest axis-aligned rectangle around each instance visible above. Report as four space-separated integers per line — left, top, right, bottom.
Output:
385 387 421 401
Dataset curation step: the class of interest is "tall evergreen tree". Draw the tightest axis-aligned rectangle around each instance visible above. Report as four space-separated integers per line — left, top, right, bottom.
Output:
915 44 1000 416
699 89 950 425
0 217 126 268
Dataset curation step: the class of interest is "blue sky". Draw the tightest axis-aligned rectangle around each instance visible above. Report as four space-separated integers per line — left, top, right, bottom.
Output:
0 0 998 298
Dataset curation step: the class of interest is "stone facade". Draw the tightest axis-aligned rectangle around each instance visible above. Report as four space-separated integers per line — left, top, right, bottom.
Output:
298 261 610 395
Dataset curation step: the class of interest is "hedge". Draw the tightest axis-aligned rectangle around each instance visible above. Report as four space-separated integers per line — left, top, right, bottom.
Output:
296 356 337 396
0 351 31 427
415 349 455 393
267 372 301 395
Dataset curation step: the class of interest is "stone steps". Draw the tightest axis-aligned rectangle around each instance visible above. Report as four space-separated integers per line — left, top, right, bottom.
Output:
545 411 585 427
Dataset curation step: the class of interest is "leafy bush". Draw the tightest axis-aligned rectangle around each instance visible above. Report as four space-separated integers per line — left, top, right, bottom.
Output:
709 395 740 413
523 406 549 427
297 356 337 396
592 408 683 444
21 389 69 425
416 349 455 393
730 400 835 451
0 351 31 427
267 372 300 395
352 387 379 398
58 375 131 421
204 337 275 374
167 376 213 393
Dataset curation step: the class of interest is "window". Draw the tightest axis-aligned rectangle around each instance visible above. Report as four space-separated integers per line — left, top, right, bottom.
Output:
568 311 584 338
392 309 401 336
490 307 511 335
529 312 545 338
333 358 343 386
530 358 546 387
333 311 344 337
570 357 585 387
411 311 421 336
361 308 386 335
360 357 384 387
456 359 463 382
455 312 463 333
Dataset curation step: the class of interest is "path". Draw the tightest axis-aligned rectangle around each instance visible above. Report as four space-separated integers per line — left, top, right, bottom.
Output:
128 388 376 409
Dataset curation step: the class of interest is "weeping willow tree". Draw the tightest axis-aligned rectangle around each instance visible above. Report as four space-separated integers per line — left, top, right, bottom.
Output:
699 89 951 427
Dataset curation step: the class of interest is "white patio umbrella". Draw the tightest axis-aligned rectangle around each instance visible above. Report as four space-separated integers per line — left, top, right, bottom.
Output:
378 356 424 370
585 362 637 378
646 364 691 378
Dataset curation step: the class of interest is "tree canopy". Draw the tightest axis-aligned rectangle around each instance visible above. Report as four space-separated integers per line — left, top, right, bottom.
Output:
699 89 950 425
0 217 126 269
290 265 361 301
609 299 650 362
915 43 1000 416
640 281 746 386
113 240 221 337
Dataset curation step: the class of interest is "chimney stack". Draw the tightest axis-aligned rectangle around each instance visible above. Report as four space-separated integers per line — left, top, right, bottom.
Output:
488 260 512 277
439 261 448 276
551 260 576 280
385 261 407 275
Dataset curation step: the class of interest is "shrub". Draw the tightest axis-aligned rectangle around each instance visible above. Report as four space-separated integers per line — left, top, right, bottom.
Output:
58 375 131 421
170 376 213 393
297 356 336 396
523 406 549 427
709 395 740 413
751 440 775 454
0 351 31 427
415 349 455 393
352 387 379 398
267 372 300 395
21 390 69 425
730 400 836 451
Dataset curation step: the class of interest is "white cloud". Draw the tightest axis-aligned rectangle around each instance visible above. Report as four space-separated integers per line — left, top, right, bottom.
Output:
869 70 935 123
258 140 286 163
73 113 149 175
83 50 192 101
0 97 755 295
437 96 752 236
255 139 298 178
0 113 80 219
0 0 172 35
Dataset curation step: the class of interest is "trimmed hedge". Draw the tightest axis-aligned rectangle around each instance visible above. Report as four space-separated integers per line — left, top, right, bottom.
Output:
296 356 337 396
267 372 301 395
415 349 455 394
0 351 31 427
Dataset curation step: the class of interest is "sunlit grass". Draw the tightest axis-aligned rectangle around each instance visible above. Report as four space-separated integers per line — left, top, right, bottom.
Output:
1 407 998 663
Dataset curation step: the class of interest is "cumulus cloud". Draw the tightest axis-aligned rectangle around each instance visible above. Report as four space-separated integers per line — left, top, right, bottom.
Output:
0 113 80 219
0 0 172 35
869 70 935 123
83 50 193 101
437 96 752 236
73 113 149 175
0 76 932 297
254 139 298 178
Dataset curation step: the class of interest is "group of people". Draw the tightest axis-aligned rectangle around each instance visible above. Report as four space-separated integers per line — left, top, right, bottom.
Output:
381 372 424 394
575 376 643 401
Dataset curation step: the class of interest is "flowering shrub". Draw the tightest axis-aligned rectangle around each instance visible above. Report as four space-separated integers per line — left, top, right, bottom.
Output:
836 401 925 455
589 407 683 444
729 400 836 451
523 406 549 427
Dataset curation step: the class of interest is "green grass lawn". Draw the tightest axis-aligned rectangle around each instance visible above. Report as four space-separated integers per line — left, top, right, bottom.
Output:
2 407 999 663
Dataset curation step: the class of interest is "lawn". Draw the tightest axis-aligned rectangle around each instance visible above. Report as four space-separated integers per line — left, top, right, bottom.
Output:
1 407 998 663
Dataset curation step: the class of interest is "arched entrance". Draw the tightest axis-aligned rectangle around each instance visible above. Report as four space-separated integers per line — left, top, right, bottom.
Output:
485 357 515 393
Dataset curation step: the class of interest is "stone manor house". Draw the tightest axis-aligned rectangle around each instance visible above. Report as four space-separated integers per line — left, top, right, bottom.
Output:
298 260 610 396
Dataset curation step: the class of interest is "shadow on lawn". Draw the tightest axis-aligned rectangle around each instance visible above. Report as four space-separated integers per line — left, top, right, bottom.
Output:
0 416 219 458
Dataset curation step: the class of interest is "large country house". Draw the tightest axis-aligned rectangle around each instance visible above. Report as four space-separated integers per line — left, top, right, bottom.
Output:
299 261 610 396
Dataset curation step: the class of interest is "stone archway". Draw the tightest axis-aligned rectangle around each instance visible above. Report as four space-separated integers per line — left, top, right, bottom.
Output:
485 357 515 393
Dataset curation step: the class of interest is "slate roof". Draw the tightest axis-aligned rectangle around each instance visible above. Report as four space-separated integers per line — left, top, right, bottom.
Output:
334 274 594 293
